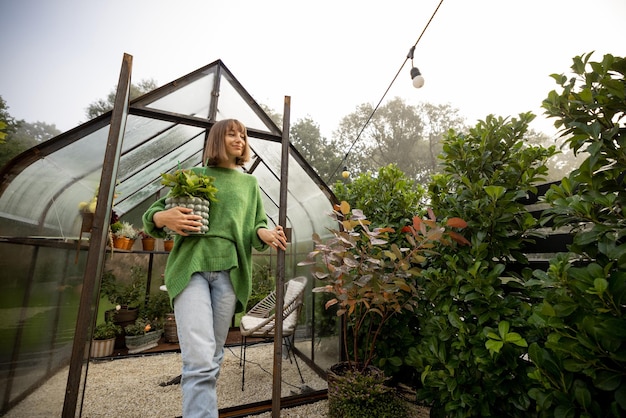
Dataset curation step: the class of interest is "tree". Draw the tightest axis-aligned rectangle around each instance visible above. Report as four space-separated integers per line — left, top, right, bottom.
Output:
331 97 466 183
0 96 19 145
0 120 60 168
85 78 158 120
290 117 343 182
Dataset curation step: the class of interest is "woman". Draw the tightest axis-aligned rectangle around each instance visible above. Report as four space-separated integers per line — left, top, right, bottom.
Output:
142 119 287 418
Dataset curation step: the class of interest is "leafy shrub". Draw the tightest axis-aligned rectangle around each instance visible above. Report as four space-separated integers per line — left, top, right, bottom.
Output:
333 163 426 232
328 365 409 418
406 112 556 417
526 52 626 417
92 321 121 340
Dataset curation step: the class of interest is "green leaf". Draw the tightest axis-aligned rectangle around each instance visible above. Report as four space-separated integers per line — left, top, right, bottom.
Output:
594 370 621 391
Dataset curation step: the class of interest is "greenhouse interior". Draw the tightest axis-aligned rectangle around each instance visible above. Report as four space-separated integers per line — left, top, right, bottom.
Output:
0 54 341 416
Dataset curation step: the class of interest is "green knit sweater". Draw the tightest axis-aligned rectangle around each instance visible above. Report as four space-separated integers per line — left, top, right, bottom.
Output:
142 166 269 313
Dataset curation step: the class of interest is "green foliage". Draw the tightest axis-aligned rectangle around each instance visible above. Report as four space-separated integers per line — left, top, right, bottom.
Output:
114 221 138 239
246 263 275 311
526 53 626 417
0 96 59 168
160 168 218 202
85 78 158 120
290 116 343 183
100 268 145 308
124 317 157 336
328 365 409 418
92 321 121 340
142 291 171 328
333 163 426 232
406 112 556 417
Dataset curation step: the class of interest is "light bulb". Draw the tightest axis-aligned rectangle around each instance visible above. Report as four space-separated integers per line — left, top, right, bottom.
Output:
341 166 350 178
410 67 424 88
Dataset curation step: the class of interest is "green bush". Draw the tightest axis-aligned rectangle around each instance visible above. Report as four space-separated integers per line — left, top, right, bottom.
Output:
526 52 626 417
406 112 556 417
328 366 409 418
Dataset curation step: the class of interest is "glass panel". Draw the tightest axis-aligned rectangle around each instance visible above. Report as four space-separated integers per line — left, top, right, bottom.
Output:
0 242 84 415
145 72 215 118
216 77 276 133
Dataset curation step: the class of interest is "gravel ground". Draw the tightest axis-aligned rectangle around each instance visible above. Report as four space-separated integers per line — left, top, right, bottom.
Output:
6 343 429 417
6 343 327 417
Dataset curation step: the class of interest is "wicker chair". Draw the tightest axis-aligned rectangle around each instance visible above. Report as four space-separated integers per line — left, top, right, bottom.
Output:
239 276 308 390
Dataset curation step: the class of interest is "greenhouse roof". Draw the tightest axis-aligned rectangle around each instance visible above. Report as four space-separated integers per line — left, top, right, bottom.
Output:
0 58 337 241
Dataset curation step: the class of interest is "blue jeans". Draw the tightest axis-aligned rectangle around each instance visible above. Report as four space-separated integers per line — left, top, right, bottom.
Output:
174 271 237 418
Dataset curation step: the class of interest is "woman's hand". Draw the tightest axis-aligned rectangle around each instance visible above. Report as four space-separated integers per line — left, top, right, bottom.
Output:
258 225 287 250
153 207 202 236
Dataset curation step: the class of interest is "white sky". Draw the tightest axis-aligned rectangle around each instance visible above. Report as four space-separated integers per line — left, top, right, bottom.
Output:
1 0 625 140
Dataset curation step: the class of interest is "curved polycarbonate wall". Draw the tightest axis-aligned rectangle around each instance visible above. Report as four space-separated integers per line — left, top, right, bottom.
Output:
0 59 340 416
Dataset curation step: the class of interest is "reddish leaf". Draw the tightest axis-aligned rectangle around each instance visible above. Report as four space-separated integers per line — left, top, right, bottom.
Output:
446 217 468 228
449 231 471 246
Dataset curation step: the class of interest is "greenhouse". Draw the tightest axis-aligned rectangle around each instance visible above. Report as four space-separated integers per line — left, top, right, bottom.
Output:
0 54 341 416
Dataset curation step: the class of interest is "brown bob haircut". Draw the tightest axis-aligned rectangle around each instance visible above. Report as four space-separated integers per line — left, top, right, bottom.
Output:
202 119 251 167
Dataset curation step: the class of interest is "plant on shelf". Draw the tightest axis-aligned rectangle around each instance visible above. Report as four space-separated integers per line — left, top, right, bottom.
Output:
160 168 218 235
100 268 145 310
90 320 122 358
93 321 122 340
113 221 138 250
138 229 156 251
124 317 163 354
163 231 175 251
143 291 172 329
298 201 468 417
124 317 157 336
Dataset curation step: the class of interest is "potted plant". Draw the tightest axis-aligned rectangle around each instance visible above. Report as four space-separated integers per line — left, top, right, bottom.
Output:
160 168 218 235
144 291 177 342
113 221 138 250
101 268 146 347
299 201 468 417
138 229 156 251
90 321 121 358
124 317 163 354
163 231 175 252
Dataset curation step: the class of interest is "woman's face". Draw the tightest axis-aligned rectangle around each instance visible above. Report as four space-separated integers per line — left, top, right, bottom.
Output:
224 127 246 160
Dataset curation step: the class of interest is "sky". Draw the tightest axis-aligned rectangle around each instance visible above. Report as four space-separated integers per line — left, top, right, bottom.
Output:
1 0 625 140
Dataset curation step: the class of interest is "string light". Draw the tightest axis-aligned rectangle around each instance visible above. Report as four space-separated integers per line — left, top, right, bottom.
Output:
326 0 445 183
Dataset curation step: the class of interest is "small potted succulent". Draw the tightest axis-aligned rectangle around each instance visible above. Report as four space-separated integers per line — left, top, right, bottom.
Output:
113 221 138 250
160 168 218 235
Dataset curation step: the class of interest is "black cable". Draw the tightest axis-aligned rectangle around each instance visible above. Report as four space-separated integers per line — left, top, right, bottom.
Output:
326 0 446 183
225 345 304 391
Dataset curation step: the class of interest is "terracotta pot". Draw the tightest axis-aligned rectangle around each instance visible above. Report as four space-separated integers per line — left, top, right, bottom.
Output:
163 240 174 252
125 238 136 251
113 236 129 249
141 237 156 251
